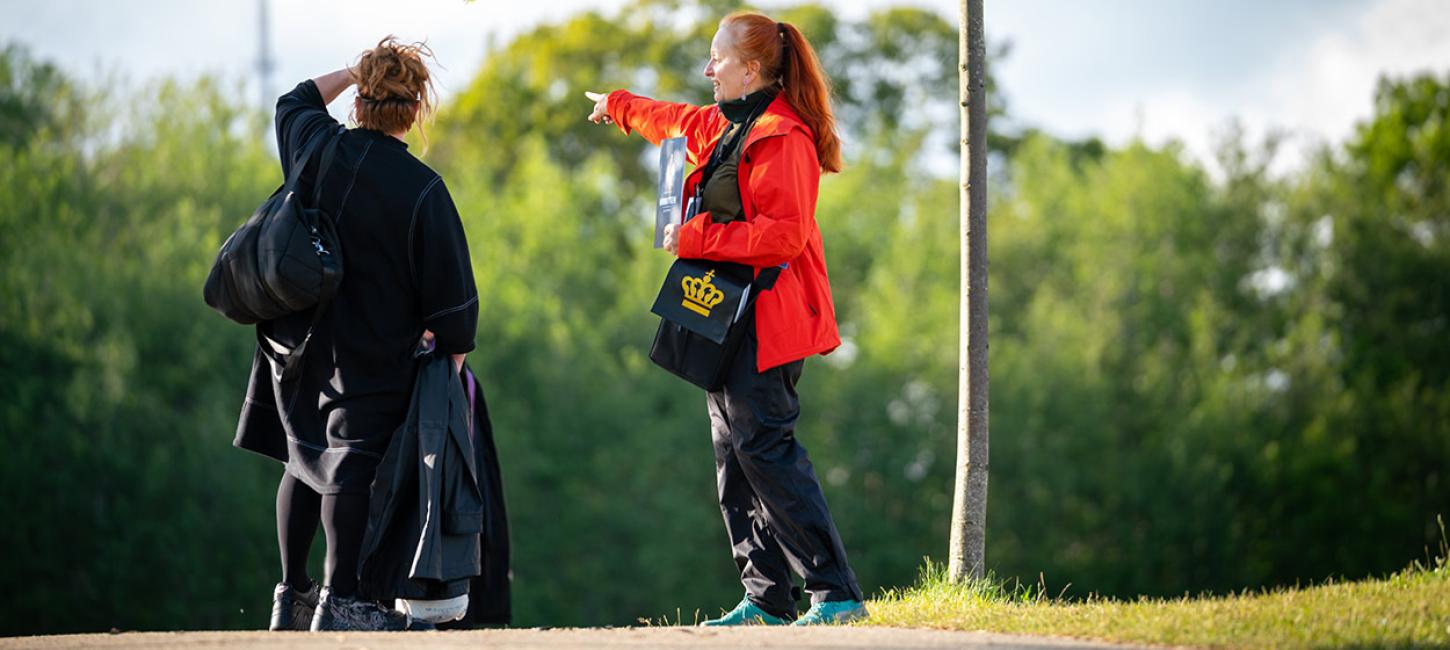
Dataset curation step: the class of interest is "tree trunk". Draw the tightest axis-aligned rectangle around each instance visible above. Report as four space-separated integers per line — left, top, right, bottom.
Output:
948 0 989 584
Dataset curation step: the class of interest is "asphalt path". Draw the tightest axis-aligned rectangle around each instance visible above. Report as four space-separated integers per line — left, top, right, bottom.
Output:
0 627 1160 649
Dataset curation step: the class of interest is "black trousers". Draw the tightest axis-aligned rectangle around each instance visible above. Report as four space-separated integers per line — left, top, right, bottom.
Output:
706 326 863 618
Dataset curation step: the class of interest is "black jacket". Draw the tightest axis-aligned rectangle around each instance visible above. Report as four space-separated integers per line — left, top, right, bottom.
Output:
359 353 484 601
443 365 512 628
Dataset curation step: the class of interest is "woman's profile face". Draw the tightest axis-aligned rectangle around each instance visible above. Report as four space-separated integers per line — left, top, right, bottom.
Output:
704 27 753 102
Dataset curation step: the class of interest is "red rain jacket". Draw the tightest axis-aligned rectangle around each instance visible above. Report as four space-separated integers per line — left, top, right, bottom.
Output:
608 90 840 373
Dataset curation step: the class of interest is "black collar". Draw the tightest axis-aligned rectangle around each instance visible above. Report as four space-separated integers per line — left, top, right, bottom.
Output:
718 88 777 124
357 127 409 150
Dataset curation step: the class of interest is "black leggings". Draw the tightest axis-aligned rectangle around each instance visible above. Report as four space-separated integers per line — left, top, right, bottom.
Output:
275 472 370 597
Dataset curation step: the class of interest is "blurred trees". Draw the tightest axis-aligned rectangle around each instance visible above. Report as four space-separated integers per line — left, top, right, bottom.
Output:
1 45 283 632
1251 74 1450 583
0 0 1446 634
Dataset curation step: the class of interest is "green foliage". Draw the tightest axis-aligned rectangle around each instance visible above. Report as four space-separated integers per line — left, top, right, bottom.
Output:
429 0 984 191
1249 72 1450 585
1 3 1447 635
0 48 281 633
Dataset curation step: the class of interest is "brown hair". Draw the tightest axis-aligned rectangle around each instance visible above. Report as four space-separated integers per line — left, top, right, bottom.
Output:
720 12 842 173
350 36 437 148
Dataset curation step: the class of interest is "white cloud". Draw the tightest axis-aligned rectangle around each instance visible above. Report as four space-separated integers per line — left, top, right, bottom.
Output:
1273 0 1450 143
1094 0 1450 174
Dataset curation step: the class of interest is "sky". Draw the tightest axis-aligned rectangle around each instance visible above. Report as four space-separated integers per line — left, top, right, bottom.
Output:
4 0 1449 172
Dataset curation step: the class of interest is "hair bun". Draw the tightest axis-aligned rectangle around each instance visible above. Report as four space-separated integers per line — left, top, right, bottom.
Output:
349 36 438 143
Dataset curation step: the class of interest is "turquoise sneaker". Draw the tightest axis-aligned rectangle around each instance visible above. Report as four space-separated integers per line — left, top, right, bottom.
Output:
699 595 791 626
791 599 868 625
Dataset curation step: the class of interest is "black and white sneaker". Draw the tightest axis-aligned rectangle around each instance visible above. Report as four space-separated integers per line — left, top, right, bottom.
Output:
268 581 319 631
309 587 433 631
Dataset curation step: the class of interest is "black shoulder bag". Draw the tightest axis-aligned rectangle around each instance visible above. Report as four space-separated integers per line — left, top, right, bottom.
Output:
204 126 345 381
648 261 780 391
648 110 780 392
204 126 345 325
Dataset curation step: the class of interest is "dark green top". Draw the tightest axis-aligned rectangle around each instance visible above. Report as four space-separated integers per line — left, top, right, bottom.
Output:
699 88 775 226
700 122 749 224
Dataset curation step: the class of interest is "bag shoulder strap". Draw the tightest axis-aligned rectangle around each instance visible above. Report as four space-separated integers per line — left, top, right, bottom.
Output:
273 255 340 382
698 117 755 191
283 128 331 191
697 95 772 192
753 264 783 291
268 127 347 383
310 126 346 207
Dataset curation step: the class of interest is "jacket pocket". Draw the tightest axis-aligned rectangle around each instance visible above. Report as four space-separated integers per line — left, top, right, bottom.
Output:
765 268 811 336
443 509 483 535
441 436 485 535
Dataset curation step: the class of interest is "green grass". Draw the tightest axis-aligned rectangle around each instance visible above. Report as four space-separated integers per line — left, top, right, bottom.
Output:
640 524 1449 646
864 544 1450 648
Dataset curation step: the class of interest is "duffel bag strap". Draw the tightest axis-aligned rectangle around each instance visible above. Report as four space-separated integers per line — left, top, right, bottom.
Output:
310 126 345 207
283 128 331 193
270 127 347 383
272 257 340 382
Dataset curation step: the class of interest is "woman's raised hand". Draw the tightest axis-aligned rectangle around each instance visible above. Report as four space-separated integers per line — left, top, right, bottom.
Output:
584 91 613 125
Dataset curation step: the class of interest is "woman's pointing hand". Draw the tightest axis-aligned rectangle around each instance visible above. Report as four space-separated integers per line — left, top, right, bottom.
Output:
585 91 613 125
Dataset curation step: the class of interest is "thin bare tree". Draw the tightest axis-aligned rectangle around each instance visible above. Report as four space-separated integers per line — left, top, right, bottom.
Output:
948 0 989 583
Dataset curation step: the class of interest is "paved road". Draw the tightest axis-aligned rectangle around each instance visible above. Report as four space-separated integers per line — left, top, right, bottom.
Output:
1 627 1155 649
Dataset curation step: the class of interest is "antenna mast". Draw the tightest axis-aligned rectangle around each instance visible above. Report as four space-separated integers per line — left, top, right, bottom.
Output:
257 0 275 112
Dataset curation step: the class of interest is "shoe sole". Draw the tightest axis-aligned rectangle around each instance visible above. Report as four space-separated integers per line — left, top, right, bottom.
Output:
791 609 869 626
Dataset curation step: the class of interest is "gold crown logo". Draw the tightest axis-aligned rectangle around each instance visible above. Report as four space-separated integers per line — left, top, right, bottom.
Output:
681 270 726 317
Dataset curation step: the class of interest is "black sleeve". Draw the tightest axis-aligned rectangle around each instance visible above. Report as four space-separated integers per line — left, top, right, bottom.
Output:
410 178 479 354
275 80 340 178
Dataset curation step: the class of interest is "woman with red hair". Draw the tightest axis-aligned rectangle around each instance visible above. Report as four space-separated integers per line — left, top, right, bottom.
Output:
586 11 867 626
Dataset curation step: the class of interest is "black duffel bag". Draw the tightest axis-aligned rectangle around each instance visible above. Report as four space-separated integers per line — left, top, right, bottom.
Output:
648 260 780 391
204 126 344 326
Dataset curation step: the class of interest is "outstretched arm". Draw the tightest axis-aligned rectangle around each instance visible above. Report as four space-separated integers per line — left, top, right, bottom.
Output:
583 89 724 165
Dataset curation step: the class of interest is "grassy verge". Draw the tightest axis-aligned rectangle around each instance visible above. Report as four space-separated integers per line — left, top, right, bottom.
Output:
864 550 1450 648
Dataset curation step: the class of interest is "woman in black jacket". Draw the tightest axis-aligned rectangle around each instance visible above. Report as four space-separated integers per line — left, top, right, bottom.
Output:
233 37 477 632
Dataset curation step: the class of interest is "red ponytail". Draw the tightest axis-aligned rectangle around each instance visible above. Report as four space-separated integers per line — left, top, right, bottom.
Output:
722 12 843 173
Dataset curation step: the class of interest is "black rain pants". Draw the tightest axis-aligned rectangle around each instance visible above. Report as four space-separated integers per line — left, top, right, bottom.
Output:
706 321 863 619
